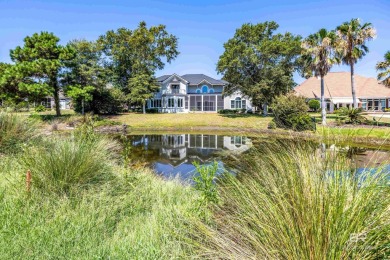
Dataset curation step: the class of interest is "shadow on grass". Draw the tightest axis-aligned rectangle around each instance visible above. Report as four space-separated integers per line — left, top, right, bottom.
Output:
219 113 270 119
29 114 74 122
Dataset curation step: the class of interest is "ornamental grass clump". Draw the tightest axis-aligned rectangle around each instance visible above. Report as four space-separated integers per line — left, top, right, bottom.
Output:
193 141 390 259
21 134 118 195
0 112 38 152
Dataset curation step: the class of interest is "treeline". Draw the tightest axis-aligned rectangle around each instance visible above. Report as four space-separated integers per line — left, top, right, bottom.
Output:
0 21 178 115
0 19 388 117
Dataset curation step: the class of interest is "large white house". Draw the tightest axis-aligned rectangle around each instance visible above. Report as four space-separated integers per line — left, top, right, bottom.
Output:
147 73 252 113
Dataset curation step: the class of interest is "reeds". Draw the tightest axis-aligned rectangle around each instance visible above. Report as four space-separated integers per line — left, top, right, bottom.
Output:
193 141 390 259
20 133 119 194
0 112 38 152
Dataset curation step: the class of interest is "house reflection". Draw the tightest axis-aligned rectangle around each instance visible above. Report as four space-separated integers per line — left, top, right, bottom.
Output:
128 134 252 180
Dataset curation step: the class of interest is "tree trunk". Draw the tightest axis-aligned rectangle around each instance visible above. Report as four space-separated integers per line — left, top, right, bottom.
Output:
82 98 85 115
350 63 358 108
321 76 326 125
263 103 268 116
53 79 61 117
142 102 146 114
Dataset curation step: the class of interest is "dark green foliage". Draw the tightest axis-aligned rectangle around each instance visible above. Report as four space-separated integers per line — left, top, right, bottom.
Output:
218 109 246 114
8 32 74 116
267 120 277 129
98 21 179 95
34 104 46 112
62 40 114 114
308 99 320 111
127 73 160 114
145 108 159 113
336 107 366 124
217 21 302 109
376 51 390 87
193 161 219 208
271 93 314 131
336 18 376 108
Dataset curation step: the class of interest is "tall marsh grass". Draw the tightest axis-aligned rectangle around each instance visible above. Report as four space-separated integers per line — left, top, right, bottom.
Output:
21 134 118 194
193 141 390 259
0 112 38 152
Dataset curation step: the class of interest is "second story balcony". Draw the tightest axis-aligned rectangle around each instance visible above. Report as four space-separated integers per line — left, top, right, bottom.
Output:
162 89 186 95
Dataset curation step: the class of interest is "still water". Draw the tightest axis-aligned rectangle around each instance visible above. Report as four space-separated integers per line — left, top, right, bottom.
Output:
122 134 389 181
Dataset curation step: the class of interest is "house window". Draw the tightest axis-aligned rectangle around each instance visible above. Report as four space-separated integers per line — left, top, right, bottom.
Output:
150 99 161 108
177 98 183 108
231 97 246 109
361 99 367 110
196 89 201 94
380 99 386 111
201 85 208 93
209 89 214 93
168 98 175 108
171 84 180 94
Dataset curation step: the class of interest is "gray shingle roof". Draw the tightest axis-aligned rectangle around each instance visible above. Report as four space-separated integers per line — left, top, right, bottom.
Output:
181 74 226 85
156 73 226 85
156 75 171 82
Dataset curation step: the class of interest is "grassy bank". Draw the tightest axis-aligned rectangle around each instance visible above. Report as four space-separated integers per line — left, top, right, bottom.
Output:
106 113 390 141
0 114 201 258
1 112 389 259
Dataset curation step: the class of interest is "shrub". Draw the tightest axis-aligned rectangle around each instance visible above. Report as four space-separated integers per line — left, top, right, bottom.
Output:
193 142 390 259
271 93 314 131
336 107 366 124
21 134 118 195
308 99 320 111
14 101 29 112
267 121 276 129
34 104 46 112
218 109 238 114
146 108 159 113
0 112 38 153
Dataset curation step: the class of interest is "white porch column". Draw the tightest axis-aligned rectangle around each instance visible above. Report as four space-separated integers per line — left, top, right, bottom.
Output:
201 95 204 111
215 135 217 149
215 95 217 112
201 134 204 148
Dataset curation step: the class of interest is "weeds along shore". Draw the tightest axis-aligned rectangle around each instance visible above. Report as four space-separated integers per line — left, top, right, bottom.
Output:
0 111 389 259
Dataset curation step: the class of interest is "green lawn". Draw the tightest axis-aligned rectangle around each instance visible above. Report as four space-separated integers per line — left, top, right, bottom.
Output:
107 113 272 130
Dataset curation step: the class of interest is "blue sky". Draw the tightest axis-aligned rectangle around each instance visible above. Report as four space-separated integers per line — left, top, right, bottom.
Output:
0 0 389 84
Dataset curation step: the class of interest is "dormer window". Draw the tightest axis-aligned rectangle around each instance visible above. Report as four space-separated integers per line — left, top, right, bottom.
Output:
201 85 208 93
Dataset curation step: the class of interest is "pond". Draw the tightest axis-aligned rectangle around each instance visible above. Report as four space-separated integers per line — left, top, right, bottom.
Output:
121 133 390 182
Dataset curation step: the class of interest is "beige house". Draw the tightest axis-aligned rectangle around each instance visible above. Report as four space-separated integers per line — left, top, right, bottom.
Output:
295 72 390 112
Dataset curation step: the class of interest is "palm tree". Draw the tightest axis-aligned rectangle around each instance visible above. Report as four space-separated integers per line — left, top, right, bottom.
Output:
376 51 390 87
336 18 376 108
302 29 337 125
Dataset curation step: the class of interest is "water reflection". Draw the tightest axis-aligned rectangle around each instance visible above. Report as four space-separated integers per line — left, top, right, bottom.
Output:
124 134 252 181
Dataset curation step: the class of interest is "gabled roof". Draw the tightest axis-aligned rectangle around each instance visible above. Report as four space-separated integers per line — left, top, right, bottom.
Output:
156 75 171 82
295 72 390 99
181 74 226 85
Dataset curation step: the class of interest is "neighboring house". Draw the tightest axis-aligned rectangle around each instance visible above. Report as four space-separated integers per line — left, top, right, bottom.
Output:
295 72 390 112
41 91 72 110
148 73 252 113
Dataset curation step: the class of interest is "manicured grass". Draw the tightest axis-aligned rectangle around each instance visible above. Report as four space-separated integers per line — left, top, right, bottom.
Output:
108 112 272 129
318 126 390 139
